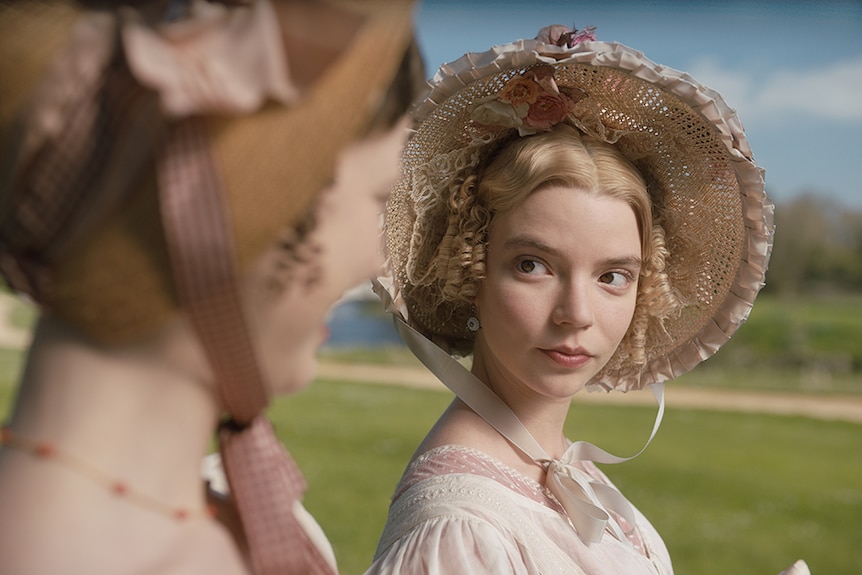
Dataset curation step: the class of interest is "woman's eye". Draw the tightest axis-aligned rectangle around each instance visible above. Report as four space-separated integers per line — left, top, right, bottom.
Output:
599 271 633 288
516 259 546 275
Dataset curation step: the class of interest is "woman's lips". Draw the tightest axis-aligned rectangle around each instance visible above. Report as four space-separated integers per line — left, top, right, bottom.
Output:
541 348 592 369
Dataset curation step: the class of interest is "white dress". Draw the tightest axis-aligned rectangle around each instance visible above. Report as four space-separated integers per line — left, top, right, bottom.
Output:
365 445 673 575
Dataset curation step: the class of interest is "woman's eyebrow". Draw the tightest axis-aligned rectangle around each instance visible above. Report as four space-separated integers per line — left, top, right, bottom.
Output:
501 235 642 268
603 256 643 269
502 235 562 257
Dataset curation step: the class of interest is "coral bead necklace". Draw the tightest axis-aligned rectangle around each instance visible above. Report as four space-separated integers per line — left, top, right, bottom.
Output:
1 425 216 522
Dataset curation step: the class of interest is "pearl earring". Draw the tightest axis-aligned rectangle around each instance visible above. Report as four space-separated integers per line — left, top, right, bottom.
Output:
466 307 481 332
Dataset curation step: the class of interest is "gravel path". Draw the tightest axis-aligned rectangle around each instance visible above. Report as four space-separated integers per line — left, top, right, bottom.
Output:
316 361 862 424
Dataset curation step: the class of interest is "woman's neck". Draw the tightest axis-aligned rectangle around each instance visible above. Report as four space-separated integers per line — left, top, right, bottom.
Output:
469 350 571 461
4 316 220 515
0 318 250 574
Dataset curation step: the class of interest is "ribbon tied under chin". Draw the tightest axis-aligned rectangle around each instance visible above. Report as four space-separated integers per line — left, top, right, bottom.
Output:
386 312 665 549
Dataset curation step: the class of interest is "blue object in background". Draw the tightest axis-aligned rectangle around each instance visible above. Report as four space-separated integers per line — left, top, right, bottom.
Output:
324 298 404 348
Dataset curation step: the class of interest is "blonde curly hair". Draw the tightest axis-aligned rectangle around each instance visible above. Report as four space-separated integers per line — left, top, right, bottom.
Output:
418 123 682 364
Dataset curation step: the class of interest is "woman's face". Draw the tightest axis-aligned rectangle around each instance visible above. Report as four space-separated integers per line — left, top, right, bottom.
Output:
247 118 409 395
473 184 642 403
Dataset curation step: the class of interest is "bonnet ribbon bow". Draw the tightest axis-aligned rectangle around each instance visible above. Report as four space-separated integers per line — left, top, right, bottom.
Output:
389 311 665 545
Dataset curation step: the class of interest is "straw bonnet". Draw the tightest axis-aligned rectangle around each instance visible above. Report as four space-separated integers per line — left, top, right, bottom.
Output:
379 25 774 392
0 0 415 343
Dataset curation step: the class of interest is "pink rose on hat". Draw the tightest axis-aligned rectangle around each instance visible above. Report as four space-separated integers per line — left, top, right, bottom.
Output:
499 76 540 106
471 64 576 136
524 92 572 130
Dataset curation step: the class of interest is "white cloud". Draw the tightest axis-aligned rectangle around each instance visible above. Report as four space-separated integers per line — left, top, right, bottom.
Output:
689 56 862 124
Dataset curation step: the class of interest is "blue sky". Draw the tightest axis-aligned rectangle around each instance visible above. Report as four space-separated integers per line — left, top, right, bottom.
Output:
415 0 862 208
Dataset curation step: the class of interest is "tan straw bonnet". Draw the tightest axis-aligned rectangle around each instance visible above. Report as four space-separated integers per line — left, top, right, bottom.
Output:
0 0 415 344
379 25 774 392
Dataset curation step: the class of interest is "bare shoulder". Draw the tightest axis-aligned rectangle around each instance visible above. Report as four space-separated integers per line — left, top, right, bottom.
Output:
0 505 248 575
164 520 250 575
413 400 489 454
412 400 543 482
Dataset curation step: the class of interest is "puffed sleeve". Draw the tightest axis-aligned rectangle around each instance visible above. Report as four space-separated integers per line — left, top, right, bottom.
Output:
365 516 533 575
777 559 810 575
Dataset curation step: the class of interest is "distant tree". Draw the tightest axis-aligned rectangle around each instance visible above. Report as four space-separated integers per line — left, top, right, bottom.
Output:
766 192 862 295
836 209 862 288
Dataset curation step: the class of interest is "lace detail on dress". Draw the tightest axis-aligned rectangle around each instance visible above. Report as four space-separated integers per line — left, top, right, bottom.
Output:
395 445 653 555
395 445 560 513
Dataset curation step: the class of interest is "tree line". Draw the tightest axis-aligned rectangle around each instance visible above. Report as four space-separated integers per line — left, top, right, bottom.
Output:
763 192 862 295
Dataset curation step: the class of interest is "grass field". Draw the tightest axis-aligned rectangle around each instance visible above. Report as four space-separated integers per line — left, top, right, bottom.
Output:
1 293 861 573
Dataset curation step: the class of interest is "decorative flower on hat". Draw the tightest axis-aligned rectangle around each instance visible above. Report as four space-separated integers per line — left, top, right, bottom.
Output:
535 24 597 48
470 65 570 136
470 25 596 137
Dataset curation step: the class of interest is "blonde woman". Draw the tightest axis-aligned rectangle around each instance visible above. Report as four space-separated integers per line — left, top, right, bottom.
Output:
368 25 808 575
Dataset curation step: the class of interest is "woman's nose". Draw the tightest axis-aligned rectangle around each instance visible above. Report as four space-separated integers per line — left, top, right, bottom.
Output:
551 279 594 329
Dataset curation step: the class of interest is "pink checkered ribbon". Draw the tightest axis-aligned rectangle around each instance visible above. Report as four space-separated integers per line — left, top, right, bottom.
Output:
219 416 337 574
159 117 336 575
156 117 268 421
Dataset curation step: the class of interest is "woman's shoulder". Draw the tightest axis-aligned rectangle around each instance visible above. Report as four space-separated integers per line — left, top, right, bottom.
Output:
166 520 251 574
367 511 534 575
371 448 589 575
412 401 546 481
0 509 248 575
